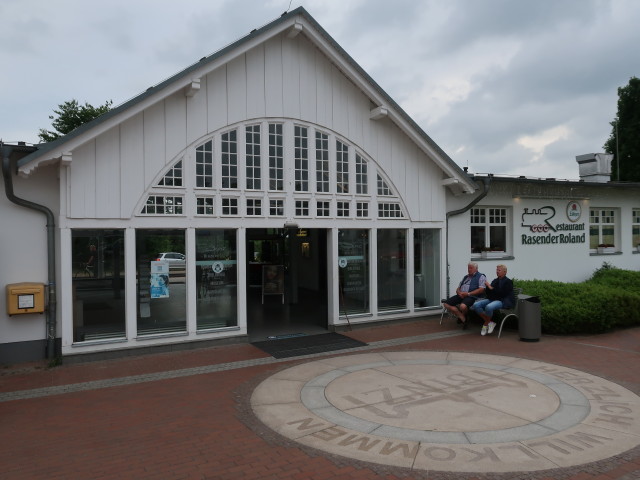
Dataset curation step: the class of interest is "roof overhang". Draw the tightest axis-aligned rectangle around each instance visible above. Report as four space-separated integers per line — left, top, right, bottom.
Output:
17 7 476 195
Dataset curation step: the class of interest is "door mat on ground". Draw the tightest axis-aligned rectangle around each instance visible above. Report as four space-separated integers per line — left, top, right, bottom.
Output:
251 332 367 359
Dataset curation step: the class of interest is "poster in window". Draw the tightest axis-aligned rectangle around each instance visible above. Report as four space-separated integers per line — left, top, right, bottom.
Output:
262 264 284 304
150 261 170 298
262 265 284 294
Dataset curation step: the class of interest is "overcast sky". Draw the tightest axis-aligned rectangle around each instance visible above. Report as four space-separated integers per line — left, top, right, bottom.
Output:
1 0 638 179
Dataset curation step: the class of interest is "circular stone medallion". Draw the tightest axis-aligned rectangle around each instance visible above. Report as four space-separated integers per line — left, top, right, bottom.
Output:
250 352 640 474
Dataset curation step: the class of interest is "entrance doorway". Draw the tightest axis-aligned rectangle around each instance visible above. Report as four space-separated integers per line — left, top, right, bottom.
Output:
246 228 328 341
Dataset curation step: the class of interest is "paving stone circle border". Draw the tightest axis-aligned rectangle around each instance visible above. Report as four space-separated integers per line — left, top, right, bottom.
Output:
250 351 640 475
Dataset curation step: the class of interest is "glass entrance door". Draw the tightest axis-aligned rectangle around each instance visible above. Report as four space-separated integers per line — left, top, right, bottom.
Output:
246 228 327 340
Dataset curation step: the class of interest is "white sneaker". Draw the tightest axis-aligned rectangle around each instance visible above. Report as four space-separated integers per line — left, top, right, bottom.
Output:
487 321 496 334
481 325 488 336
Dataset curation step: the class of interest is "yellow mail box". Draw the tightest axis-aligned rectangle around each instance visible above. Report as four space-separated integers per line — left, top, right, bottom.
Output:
6 282 45 315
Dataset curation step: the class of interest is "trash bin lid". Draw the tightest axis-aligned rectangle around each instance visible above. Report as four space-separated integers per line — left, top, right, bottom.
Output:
518 294 540 303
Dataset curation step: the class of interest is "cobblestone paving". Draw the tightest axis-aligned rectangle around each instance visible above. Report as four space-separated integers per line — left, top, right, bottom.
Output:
1 322 639 480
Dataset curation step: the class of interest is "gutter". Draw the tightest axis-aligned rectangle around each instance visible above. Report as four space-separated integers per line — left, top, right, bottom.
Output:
1 142 57 359
444 175 492 297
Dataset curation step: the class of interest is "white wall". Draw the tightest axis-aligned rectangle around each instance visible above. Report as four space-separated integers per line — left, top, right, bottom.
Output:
7 25 462 360
0 164 59 345
63 32 448 226
446 179 640 294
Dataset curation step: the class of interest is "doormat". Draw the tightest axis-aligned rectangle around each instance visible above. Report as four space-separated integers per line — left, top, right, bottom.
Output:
251 332 367 359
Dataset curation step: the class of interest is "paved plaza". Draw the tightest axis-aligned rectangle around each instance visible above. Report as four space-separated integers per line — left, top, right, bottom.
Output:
1 320 639 479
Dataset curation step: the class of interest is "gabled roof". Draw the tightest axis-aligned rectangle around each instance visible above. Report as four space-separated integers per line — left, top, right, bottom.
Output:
17 7 476 194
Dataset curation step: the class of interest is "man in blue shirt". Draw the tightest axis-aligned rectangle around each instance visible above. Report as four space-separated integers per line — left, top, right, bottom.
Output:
472 264 515 336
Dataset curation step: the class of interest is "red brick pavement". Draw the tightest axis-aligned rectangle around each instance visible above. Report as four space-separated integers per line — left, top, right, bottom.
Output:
0 320 639 480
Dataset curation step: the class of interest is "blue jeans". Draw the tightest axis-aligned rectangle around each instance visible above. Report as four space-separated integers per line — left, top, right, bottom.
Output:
472 299 503 319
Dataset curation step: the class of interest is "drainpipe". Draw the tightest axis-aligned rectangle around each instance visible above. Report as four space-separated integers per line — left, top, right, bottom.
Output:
444 175 491 297
1 142 57 359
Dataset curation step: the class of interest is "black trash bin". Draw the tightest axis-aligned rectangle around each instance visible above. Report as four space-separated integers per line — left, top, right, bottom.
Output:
518 294 541 342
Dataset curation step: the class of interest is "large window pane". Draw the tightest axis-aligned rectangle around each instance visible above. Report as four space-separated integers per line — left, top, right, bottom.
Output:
338 229 369 315
136 229 186 335
470 207 508 254
489 226 506 251
196 230 238 330
72 229 125 342
414 229 440 308
377 229 407 311
633 209 640 249
590 208 617 249
471 226 486 254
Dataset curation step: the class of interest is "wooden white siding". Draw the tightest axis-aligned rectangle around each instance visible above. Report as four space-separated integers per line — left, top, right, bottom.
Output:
65 32 448 222
143 102 166 189
120 113 145 218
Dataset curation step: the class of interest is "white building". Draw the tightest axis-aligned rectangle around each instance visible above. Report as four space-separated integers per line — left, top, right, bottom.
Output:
448 163 640 291
2 8 639 364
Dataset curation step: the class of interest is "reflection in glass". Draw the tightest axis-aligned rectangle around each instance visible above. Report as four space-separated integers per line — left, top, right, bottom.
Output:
377 229 407 311
414 229 440 308
471 225 485 253
196 230 238 330
589 226 599 249
489 226 506 251
72 229 125 342
338 229 369 315
136 229 186 335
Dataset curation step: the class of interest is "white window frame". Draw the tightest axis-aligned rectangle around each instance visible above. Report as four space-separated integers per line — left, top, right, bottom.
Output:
195 196 214 216
589 208 618 250
145 119 416 223
294 125 309 192
356 201 369 218
337 201 350 217
316 200 330 217
221 129 238 189
378 202 404 218
377 174 392 196
246 198 262 216
195 140 213 188
221 197 238 216
355 154 368 195
269 199 284 217
315 131 329 193
295 200 309 217
245 124 261 190
141 195 184 215
268 123 284 191
633 208 640 251
470 207 509 255
336 139 349 194
158 159 183 187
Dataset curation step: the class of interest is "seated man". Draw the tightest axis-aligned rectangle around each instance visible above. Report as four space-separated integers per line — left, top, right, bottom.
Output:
472 264 515 336
442 262 486 328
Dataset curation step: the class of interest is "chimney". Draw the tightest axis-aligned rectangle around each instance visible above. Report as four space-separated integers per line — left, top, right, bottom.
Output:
575 153 613 183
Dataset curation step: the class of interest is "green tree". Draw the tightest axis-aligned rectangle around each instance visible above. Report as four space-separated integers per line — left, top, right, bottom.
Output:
38 99 113 143
604 76 640 181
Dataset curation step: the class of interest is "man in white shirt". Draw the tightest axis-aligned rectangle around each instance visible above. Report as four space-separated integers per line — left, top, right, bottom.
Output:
442 262 486 328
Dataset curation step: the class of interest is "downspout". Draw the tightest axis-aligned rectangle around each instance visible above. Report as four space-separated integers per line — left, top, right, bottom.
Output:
444 175 492 297
1 142 57 359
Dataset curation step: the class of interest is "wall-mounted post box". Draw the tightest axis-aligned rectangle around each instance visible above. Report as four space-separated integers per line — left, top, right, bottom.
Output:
6 282 45 315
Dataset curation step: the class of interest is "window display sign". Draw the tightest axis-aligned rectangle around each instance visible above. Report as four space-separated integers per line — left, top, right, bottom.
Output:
150 261 170 298
262 265 284 304
341 258 366 296
338 230 370 315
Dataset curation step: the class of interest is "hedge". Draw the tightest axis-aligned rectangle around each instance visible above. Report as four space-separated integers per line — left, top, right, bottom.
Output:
511 263 640 335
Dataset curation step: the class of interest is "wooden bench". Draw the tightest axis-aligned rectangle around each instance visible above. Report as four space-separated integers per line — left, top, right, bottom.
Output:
439 298 460 325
